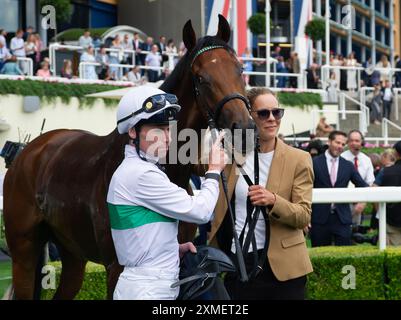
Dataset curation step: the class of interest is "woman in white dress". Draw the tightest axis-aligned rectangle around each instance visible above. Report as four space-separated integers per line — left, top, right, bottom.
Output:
327 71 338 103
331 54 342 88
109 35 123 80
80 46 98 80
346 52 358 92
376 54 391 86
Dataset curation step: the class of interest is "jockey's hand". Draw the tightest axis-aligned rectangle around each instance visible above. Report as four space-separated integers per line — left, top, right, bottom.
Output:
208 131 227 172
179 242 197 259
248 185 276 206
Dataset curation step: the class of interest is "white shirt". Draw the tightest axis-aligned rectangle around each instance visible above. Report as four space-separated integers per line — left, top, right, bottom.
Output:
231 150 274 253
383 88 393 102
107 145 219 272
122 40 133 58
145 52 162 67
325 150 339 183
127 71 141 83
10 37 25 57
0 46 10 61
341 150 375 185
78 36 93 49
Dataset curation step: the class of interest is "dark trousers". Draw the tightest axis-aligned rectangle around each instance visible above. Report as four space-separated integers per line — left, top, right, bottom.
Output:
383 100 392 120
147 69 158 82
224 250 307 300
311 210 352 247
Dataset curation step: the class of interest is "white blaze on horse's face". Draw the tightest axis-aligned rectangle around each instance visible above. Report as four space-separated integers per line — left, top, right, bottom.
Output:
211 58 217 64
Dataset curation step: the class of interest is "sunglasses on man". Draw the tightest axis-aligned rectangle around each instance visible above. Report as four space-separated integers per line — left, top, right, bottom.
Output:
250 108 285 121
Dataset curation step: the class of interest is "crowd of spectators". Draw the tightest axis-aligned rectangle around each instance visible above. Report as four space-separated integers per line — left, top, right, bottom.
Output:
0 27 181 84
292 130 401 247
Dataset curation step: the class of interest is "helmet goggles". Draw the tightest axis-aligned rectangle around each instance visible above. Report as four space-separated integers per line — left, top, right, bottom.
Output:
117 93 179 125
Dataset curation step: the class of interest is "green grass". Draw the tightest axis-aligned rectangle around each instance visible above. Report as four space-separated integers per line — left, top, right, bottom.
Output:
0 260 12 299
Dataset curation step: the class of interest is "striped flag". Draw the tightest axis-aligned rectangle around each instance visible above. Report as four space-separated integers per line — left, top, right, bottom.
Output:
205 0 253 56
293 0 313 69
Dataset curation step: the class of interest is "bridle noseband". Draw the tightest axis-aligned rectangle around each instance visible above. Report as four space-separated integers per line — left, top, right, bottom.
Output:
191 45 251 128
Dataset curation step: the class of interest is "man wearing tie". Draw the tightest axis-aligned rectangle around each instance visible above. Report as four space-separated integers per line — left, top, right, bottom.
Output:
311 131 368 247
341 130 375 226
132 32 142 66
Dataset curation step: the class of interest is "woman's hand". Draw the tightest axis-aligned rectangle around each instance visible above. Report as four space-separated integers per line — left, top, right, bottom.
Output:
248 185 276 206
179 242 197 259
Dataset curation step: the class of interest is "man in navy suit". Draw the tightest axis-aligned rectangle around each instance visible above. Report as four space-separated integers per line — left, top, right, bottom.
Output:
311 130 368 247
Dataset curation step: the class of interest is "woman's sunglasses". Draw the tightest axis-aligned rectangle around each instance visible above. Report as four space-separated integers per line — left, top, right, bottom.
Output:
251 108 285 120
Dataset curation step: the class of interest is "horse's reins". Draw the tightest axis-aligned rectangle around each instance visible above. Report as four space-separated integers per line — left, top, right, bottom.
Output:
191 45 269 282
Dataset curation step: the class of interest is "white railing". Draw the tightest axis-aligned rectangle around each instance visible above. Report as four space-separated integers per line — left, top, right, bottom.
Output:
321 65 401 90
282 136 400 145
313 187 401 250
2 187 401 251
339 91 370 134
191 187 401 250
361 86 400 122
243 70 306 89
16 57 33 76
382 118 401 145
78 61 165 80
321 65 364 90
49 43 179 76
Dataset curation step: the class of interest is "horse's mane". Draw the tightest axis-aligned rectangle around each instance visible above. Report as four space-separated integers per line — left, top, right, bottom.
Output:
160 36 235 93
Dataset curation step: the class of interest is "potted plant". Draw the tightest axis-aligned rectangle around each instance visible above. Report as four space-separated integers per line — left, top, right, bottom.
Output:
304 19 325 42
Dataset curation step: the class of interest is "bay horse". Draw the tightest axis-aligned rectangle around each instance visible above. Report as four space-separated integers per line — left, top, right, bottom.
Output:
3 15 253 299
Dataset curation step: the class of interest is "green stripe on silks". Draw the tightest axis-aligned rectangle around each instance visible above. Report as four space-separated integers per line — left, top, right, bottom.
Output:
108 204 176 230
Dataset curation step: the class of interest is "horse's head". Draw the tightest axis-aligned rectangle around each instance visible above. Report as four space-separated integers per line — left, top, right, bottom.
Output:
183 15 255 155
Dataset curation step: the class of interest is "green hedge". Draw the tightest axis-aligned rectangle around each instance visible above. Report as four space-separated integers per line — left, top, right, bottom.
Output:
0 79 124 108
41 262 107 300
53 28 110 42
308 246 386 299
277 92 323 109
385 248 401 299
40 246 401 300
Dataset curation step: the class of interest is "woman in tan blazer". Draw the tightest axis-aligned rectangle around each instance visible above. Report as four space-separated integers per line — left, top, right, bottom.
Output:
209 87 314 299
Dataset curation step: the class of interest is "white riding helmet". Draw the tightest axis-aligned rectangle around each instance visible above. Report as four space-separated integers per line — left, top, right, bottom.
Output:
116 86 181 134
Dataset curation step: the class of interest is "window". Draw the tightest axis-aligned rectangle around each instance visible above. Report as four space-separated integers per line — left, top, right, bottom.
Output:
0 0 20 31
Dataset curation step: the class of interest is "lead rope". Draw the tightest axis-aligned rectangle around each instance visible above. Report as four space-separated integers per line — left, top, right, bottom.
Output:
208 118 248 282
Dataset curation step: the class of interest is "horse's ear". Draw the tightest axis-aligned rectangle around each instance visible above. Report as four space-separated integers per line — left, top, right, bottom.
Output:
216 14 231 43
183 19 196 52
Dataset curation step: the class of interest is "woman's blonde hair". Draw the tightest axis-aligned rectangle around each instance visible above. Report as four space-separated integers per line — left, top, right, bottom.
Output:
382 148 395 162
247 87 276 107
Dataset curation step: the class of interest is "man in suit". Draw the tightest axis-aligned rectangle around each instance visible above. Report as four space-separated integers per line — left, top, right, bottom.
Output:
156 36 168 66
139 36 153 68
132 32 142 66
311 130 368 247
394 56 401 88
209 87 314 300
378 140 401 245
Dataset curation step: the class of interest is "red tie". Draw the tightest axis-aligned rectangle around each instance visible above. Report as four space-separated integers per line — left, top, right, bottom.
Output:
354 157 358 170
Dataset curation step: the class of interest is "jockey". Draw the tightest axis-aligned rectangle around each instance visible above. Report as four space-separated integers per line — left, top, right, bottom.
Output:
107 86 226 300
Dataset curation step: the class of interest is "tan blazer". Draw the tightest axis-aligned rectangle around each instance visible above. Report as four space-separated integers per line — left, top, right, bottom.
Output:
209 138 314 281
